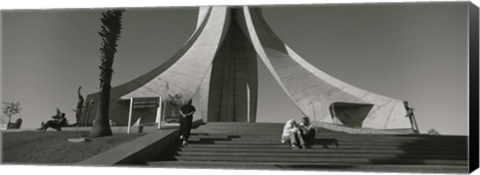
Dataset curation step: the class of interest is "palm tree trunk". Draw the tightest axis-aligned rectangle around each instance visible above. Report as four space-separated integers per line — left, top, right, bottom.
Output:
90 9 124 138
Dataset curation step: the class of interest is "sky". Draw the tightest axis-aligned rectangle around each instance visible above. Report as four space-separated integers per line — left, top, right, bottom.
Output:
1 2 470 135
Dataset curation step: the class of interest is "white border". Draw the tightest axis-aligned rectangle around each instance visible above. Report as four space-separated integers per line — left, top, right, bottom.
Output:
0 0 472 10
0 0 478 175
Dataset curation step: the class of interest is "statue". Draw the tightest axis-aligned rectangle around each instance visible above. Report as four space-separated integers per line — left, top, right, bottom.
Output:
75 86 84 124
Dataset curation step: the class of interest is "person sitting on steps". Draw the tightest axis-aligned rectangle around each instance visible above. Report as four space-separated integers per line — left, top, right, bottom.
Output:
37 113 68 131
298 116 316 148
281 119 306 149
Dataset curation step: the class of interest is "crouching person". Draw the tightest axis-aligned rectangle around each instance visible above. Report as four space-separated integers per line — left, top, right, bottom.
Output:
281 119 306 149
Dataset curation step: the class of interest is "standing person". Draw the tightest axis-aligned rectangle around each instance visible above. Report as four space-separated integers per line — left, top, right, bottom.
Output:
179 99 196 146
281 119 305 149
299 116 316 148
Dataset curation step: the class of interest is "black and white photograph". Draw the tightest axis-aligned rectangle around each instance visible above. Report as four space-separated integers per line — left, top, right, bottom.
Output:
1 0 478 174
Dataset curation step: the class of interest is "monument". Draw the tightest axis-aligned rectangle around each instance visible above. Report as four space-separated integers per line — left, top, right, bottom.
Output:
80 6 412 130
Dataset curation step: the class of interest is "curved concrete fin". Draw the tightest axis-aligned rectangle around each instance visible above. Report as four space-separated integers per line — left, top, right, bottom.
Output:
242 7 410 129
120 7 230 102
100 7 214 99
196 7 210 30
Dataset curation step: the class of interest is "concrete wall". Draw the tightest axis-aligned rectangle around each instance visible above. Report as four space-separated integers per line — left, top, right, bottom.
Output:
206 9 258 122
242 7 411 129
76 128 178 166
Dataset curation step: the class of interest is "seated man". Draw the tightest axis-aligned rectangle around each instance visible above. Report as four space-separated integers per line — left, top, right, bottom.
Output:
298 116 316 147
38 113 68 131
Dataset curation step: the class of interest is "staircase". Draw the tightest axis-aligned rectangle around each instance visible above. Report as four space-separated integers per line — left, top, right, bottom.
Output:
147 122 468 173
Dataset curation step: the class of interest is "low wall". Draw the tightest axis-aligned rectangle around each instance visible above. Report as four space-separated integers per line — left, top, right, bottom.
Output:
1 125 176 134
76 128 179 166
75 119 204 166
63 125 168 134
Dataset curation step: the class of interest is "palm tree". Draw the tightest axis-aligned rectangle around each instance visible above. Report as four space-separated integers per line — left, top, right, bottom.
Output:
90 9 124 137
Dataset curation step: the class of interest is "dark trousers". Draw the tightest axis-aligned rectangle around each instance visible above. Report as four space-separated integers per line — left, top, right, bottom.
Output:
179 115 193 141
40 120 62 131
301 129 316 145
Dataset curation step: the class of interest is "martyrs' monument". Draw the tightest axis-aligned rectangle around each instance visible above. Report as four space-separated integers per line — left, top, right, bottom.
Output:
79 6 412 131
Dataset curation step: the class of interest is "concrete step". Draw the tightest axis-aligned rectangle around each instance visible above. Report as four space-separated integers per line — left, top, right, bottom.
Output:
174 149 466 158
191 123 342 135
164 150 466 160
174 147 467 155
150 122 468 172
191 132 460 136
189 134 467 139
189 138 467 147
188 134 467 143
146 161 468 173
160 155 468 165
182 143 467 151
194 123 465 138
